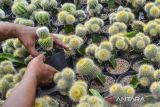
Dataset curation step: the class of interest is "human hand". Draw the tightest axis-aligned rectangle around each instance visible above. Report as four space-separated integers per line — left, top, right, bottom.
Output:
26 54 58 86
15 25 68 57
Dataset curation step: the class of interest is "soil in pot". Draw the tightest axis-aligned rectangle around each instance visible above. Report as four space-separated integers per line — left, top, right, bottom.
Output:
90 75 115 93
131 60 141 72
51 94 70 107
76 75 90 83
118 75 135 86
107 58 130 75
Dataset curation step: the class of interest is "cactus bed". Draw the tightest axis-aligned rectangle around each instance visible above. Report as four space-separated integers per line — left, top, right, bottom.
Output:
1 0 160 107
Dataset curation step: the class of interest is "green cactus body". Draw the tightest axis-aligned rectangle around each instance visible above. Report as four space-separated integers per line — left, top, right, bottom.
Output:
74 10 86 22
85 44 98 56
144 44 158 59
0 9 5 19
50 0 58 9
61 67 75 80
27 4 37 14
95 49 111 61
31 0 41 8
3 74 14 82
150 82 160 99
57 11 68 24
62 3 76 14
69 85 87 102
75 24 87 37
149 6 160 18
12 2 28 17
138 64 154 77
13 74 22 83
38 37 53 51
1 60 15 73
139 77 150 87
35 11 50 25
19 19 34 26
109 83 123 98
57 78 70 90
65 14 75 25
19 67 26 77
69 37 83 50
122 85 135 97
13 48 27 58
132 21 145 31
53 72 62 83
40 0 50 10
91 24 100 33
115 39 126 50
99 40 113 51
153 69 160 79
116 11 129 23
76 58 94 75
6 88 13 98
73 81 88 89
13 39 22 48
0 79 10 96
108 25 119 35
144 2 154 13
36 27 50 38
35 98 49 107
43 96 59 107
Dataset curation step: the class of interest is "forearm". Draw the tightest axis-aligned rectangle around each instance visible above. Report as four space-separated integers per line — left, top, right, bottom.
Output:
3 72 37 107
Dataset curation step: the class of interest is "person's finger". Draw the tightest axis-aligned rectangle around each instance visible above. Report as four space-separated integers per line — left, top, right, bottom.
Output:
52 35 69 50
28 46 39 57
35 54 45 63
45 64 59 75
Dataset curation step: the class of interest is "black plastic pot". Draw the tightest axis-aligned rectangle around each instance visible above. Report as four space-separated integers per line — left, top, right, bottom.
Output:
45 49 67 71
105 56 131 78
116 71 137 86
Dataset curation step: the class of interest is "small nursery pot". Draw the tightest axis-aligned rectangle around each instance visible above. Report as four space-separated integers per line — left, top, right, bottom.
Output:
45 49 67 71
105 56 131 78
116 71 137 86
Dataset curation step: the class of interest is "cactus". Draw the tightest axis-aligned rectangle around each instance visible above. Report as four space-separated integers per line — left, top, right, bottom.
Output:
73 81 88 89
43 96 58 107
36 27 50 38
133 0 146 8
153 69 160 80
115 39 126 50
61 67 75 80
139 77 150 87
0 60 15 73
3 74 13 82
76 57 94 75
138 64 154 78
38 37 53 51
69 36 83 50
144 2 154 13
13 39 22 48
19 67 26 77
130 33 150 51
18 19 34 26
6 88 13 98
13 74 22 83
12 2 28 17
35 98 49 107
57 11 68 24
14 48 27 58
154 51 160 63
108 25 119 35
69 84 87 102
132 20 145 31
50 0 58 9
91 24 100 33
62 3 76 14
27 4 37 14
57 78 70 90
0 79 10 96
74 10 86 22
75 24 87 37
116 11 129 23
65 14 76 25
95 49 111 61
35 11 50 25
85 18 104 33
150 81 160 99
144 44 158 59
122 85 135 98
85 44 98 56
0 9 5 19
76 102 90 107
109 83 123 98
40 0 50 10
53 72 61 83
31 0 41 8
149 6 160 18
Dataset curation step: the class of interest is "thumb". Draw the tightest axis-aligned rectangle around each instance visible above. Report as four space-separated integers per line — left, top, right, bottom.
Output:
28 46 39 57
35 54 45 63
